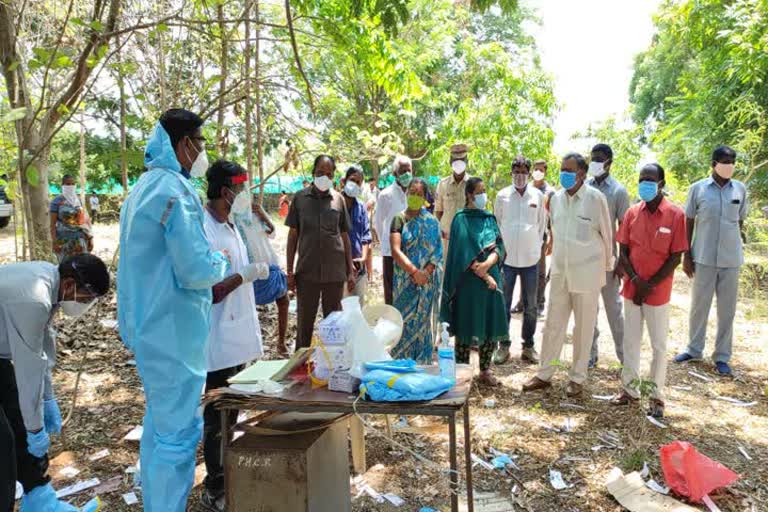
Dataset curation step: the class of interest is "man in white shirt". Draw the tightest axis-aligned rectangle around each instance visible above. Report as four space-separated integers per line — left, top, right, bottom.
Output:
523 153 613 398
372 155 412 305
88 194 100 223
493 156 547 365
201 160 269 512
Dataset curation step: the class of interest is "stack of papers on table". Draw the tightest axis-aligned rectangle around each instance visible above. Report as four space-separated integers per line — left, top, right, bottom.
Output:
228 348 312 384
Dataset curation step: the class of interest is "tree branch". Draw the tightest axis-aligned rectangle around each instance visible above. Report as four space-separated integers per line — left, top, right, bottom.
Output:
284 0 314 114
45 0 122 129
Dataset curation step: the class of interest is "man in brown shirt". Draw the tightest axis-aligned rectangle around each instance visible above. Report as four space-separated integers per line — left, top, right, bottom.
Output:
286 155 355 349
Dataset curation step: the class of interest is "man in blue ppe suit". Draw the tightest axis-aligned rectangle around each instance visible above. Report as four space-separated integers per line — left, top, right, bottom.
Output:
1 254 108 512
117 109 228 512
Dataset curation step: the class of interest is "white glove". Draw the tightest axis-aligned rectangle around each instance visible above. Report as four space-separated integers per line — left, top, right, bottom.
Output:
238 262 270 283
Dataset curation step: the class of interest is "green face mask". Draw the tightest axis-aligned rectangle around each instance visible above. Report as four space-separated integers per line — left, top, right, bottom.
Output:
397 172 413 187
407 194 424 211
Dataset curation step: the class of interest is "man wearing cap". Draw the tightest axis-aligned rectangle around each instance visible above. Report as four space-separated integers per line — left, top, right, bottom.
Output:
435 144 471 255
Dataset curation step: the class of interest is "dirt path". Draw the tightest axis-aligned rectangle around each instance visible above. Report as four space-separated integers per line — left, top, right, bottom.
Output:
3 221 767 511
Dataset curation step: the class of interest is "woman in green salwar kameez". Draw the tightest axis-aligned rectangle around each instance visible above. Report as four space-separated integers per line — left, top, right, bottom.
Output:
439 177 509 386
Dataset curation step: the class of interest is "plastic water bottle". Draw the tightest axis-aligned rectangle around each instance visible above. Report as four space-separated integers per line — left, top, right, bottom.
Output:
438 322 456 383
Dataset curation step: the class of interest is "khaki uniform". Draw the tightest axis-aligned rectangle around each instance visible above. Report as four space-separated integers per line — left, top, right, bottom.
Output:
435 173 470 257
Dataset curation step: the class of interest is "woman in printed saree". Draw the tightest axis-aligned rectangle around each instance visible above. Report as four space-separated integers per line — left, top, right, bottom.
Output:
440 177 508 386
50 174 93 262
390 178 443 363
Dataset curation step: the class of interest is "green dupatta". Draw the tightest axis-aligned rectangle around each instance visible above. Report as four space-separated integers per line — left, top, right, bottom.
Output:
439 208 509 347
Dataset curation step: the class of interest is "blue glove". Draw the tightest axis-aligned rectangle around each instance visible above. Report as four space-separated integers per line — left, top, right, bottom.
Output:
27 429 50 458
43 399 63 435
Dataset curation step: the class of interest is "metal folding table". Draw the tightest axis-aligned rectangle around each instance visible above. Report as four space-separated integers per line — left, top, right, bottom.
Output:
207 364 475 512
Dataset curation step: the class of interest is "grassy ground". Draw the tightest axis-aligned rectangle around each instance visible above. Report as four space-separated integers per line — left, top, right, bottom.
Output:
4 221 767 511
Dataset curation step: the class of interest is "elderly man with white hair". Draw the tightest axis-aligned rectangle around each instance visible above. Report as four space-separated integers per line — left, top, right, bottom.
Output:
373 154 413 304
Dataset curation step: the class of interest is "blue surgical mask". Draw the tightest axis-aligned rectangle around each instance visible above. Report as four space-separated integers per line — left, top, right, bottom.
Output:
638 181 659 203
474 193 488 209
559 171 577 190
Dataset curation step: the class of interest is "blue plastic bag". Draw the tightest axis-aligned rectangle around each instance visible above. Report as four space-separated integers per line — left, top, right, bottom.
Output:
364 359 423 373
359 368 453 402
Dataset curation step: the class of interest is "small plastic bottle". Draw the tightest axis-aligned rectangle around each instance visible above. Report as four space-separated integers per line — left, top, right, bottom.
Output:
438 322 456 383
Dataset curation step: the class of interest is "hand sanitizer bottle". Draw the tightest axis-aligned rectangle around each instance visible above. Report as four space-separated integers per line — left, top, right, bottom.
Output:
438 322 456 383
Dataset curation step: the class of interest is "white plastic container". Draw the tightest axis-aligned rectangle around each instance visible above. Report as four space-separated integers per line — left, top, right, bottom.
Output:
438 322 456 383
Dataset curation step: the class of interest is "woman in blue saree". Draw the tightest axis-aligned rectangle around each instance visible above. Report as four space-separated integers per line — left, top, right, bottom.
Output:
389 178 443 363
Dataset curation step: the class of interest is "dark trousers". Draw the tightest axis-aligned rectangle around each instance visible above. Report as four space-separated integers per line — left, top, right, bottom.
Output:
383 256 394 305
295 277 344 349
202 365 243 499
537 240 548 307
501 264 539 349
1 359 50 511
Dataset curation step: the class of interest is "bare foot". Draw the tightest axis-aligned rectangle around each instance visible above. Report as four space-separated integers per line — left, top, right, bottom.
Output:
276 343 289 357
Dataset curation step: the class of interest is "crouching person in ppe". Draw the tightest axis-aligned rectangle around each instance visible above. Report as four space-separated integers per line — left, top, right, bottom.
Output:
1 254 109 512
200 160 268 511
117 109 229 512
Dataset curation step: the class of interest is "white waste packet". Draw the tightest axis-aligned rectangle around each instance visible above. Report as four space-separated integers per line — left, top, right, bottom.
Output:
58 466 80 478
737 446 752 461
382 493 405 506
549 469 573 490
716 396 757 407
592 394 613 400
688 370 712 382
646 479 670 495
56 478 100 499
646 415 667 429
702 495 722 512
88 449 110 461
123 426 143 441
123 492 139 505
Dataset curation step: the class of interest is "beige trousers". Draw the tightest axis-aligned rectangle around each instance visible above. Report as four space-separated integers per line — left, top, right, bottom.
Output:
621 300 669 400
537 276 600 384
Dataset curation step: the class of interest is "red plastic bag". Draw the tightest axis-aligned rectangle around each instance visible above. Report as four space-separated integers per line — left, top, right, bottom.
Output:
660 441 739 502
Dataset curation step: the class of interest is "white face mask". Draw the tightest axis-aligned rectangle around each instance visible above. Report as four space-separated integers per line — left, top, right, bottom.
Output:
189 141 209 178
62 185 78 204
314 175 333 192
588 161 606 178
230 190 251 215
60 287 95 318
474 193 488 209
344 181 361 198
451 160 467 175
532 170 546 182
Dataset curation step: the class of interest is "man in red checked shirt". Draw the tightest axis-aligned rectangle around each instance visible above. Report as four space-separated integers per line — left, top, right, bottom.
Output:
610 163 688 419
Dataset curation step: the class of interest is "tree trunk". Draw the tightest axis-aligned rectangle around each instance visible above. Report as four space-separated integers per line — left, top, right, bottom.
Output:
20 131 53 260
117 34 128 198
255 0 264 205
216 2 228 157
79 114 87 205
243 0 254 197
